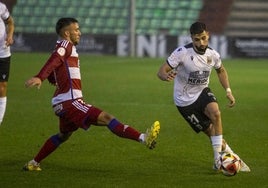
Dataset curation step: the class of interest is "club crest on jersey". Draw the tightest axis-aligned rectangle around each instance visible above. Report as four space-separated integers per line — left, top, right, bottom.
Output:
207 56 212 64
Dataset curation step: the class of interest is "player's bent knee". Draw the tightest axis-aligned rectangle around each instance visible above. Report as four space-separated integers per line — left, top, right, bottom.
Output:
98 111 114 125
210 110 221 121
58 132 72 142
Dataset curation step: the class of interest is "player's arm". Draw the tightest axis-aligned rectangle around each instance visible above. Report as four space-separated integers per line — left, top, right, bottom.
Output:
25 53 63 89
157 62 177 81
216 65 235 107
36 53 63 80
4 15 14 46
25 77 42 89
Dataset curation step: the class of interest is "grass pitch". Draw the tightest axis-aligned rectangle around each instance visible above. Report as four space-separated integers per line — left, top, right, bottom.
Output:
0 52 267 188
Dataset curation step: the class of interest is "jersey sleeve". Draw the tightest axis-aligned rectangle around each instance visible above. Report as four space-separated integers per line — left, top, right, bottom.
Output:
166 46 186 68
0 3 10 20
213 50 222 69
35 41 72 81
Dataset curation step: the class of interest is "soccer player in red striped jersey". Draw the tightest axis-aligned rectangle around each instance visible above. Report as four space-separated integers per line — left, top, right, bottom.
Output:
23 17 160 171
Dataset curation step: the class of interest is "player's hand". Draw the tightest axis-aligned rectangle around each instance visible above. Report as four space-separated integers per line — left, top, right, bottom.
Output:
25 77 42 89
166 69 177 81
226 90 235 108
5 36 14 46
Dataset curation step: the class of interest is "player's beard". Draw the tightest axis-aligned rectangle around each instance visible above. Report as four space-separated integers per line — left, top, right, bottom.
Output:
194 45 208 54
73 38 80 45
70 36 80 46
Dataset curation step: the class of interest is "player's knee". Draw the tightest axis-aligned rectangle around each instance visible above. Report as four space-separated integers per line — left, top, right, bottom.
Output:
210 110 221 121
0 82 7 87
0 82 7 93
58 132 72 142
98 111 114 124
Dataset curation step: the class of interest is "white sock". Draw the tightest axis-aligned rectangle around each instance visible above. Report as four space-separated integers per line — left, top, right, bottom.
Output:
211 135 223 160
0 97 7 124
139 133 145 143
30 159 39 165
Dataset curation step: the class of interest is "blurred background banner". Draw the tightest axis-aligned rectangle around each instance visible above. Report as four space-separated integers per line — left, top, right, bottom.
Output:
228 37 268 58
11 33 117 54
4 0 268 58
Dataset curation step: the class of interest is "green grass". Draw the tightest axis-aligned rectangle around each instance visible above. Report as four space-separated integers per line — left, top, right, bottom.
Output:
0 52 267 188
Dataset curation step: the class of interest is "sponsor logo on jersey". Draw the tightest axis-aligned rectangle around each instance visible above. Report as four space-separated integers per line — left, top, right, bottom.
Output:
188 71 209 85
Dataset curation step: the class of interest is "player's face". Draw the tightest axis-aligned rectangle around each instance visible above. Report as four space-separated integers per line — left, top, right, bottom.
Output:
66 23 81 45
191 31 209 54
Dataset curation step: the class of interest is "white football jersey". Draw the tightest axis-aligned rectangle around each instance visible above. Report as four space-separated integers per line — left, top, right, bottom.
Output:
0 2 11 57
167 43 222 107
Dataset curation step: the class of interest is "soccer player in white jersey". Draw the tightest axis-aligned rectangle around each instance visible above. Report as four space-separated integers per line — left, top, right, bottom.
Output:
157 22 250 172
0 2 14 125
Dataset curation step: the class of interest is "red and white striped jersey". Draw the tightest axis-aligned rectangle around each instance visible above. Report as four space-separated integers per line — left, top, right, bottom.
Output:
36 40 82 105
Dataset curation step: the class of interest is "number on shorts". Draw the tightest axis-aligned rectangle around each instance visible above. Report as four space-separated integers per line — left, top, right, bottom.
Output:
187 114 203 131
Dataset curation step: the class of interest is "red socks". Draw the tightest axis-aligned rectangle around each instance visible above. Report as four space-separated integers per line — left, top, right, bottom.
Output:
108 119 141 141
34 135 62 163
33 120 141 163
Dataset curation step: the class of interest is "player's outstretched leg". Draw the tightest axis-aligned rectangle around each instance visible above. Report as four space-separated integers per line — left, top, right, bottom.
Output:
145 121 160 149
107 118 160 149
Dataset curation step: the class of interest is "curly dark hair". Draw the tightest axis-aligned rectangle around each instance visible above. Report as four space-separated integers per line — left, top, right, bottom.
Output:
190 22 207 35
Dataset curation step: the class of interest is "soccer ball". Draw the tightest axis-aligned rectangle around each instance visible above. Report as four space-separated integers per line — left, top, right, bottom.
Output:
220 152 241 176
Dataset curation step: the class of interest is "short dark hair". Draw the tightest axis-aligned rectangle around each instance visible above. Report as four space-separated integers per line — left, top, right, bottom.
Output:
55 17 78 35
190 22 207 35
